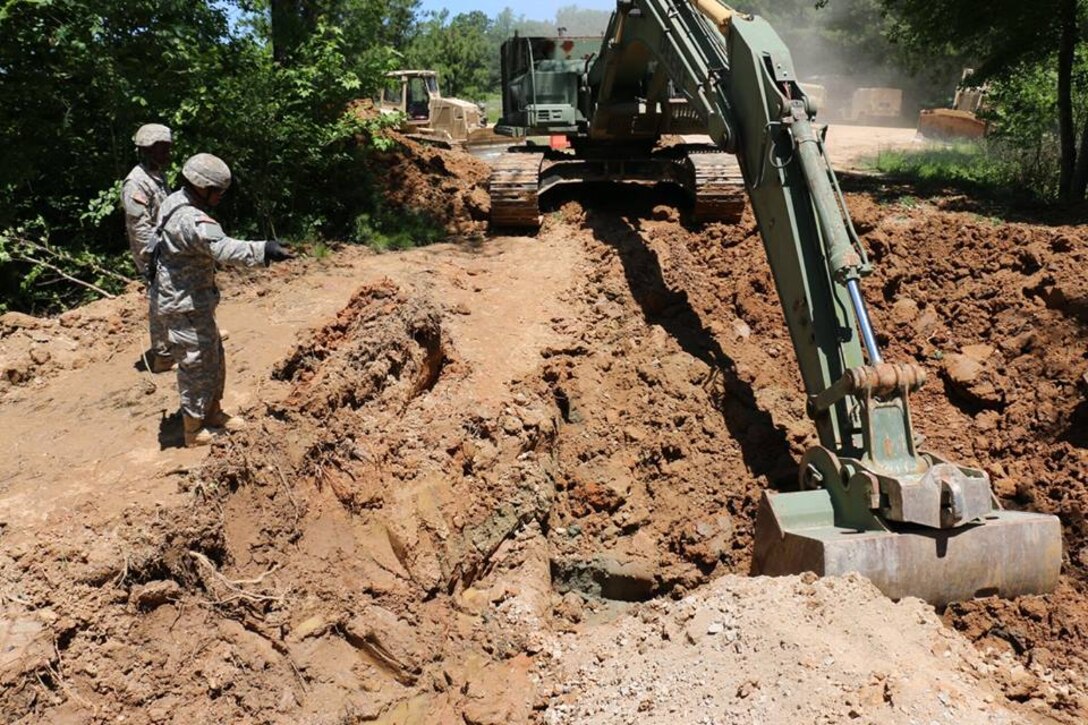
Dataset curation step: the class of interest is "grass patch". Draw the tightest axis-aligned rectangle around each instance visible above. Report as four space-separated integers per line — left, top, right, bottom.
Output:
352 207 445 252
478 92 503 125
868 140 1058 203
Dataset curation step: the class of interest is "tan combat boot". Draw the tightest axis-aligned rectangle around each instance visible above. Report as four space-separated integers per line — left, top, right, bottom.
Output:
149 353 175 374
205 402 246 432
183 414 221 447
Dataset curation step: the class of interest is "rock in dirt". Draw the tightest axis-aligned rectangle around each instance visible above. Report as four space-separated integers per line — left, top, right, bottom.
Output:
130 580 182 610
942 344 1005 408
344 606 426 684
0 312 45 334
0 612 54 686
553 555 656 601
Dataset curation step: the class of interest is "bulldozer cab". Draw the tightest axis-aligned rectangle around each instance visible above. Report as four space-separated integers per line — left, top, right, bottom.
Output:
381 71 441 124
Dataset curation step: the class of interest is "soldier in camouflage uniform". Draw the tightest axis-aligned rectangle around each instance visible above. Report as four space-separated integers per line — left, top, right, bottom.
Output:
123 123 174 373
149 153 293 447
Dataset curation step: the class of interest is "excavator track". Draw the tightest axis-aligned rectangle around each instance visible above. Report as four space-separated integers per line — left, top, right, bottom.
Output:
686 148 746 224
489 151 544 229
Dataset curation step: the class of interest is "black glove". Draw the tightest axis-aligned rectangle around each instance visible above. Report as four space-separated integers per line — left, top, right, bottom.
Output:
265 239 294 265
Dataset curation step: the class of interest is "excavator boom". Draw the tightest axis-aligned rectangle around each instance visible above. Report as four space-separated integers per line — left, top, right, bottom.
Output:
490 0 1061 605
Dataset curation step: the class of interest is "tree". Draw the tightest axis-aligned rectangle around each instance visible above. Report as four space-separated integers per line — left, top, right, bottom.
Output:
260 0 419 67
554 6 610 36
881 0 1088 201
407 10 492 98
0 0 402 313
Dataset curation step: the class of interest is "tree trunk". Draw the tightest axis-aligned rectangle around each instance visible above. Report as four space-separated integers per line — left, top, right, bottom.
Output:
271 0 293 64
271 0 317 65
1074 118 1088 201
1057 0 1077 200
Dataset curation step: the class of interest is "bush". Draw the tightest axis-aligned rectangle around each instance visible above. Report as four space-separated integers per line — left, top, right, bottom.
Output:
0 2 406 314
870 138 1060 202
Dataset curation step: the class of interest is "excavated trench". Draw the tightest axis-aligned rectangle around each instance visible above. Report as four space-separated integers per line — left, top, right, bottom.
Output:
1 163 1086 722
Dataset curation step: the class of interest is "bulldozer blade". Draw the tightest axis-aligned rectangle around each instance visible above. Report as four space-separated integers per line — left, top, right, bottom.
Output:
752 490 1061 607
916 109 987 140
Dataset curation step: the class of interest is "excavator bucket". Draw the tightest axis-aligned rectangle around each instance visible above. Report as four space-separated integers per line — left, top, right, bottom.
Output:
752 490 1062 606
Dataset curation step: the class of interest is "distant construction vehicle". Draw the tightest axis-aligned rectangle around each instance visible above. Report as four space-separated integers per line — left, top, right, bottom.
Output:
917 69 988 140
378 70 498 147
845 87 903 125
487 0 1061 605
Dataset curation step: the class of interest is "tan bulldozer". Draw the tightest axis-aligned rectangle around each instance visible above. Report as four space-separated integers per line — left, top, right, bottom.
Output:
378 70 500 148
917 69 988 140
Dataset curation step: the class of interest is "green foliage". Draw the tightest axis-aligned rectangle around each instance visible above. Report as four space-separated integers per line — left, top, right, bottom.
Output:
0 0 235 312
170 21 400 240
264 0 420 69
407 10 493 99
0 0 408 313
880 0 1088 200
352 205 443 251
871 140 1058 201
0 221 136 313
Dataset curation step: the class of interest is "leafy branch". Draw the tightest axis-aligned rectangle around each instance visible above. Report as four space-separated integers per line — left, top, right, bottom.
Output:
0 229 134 303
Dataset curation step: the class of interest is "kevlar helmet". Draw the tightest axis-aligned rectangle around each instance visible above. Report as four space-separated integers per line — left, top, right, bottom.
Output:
181 153 232 191
133 124 173 148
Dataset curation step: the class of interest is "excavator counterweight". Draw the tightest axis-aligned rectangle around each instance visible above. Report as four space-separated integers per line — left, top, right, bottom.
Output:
488 0 1062 605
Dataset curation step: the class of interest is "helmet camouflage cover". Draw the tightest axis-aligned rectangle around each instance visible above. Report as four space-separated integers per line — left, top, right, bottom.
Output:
181 153 232 190
133 123 172 148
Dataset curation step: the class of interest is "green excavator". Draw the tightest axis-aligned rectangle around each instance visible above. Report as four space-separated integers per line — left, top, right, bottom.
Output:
488 0 1061 605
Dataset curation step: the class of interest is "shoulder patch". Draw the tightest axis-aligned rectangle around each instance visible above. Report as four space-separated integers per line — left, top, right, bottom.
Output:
130 190 149 206
195 214 217 225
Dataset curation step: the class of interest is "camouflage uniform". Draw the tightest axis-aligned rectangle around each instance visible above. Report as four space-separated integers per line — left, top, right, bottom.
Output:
122 163 169 275
123 162 171 359
150 188 267 419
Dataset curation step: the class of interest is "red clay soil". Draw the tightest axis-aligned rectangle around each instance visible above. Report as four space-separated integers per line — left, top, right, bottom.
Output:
366 119 492 238
0 140 1086 723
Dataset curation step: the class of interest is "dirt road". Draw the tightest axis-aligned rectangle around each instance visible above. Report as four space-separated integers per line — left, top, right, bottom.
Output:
0 126 1085 723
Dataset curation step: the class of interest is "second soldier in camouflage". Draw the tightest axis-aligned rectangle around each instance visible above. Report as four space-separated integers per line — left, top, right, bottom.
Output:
122 123 173 373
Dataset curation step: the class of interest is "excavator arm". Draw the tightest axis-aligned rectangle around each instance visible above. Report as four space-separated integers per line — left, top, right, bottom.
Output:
587 0 1061 604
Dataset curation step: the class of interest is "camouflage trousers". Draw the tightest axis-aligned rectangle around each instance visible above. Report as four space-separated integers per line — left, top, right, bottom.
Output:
162 309 225 419
147 290 170 358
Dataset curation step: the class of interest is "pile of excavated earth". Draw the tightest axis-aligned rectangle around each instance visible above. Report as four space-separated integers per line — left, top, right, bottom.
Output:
0 130 1085 724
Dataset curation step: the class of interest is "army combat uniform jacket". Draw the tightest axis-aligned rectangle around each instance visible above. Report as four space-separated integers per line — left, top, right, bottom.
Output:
150 188 266 316
121 163 170 276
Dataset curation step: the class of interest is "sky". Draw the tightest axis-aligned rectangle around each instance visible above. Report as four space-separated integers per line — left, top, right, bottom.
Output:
416 0 614 23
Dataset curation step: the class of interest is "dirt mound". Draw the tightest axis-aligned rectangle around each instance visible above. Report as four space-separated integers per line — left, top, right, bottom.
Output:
0 254 337 400
538 573 1021 724
0 277 558 721
534 188 1088 719
370 131 491 237
2 150 1086 723
680 193 1088 717
839 197 1088 716
534 201 790 604
0 298 138 397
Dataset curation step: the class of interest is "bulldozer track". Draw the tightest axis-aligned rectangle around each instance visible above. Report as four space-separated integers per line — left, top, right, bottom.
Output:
687 149 746 224
489 151 544 229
